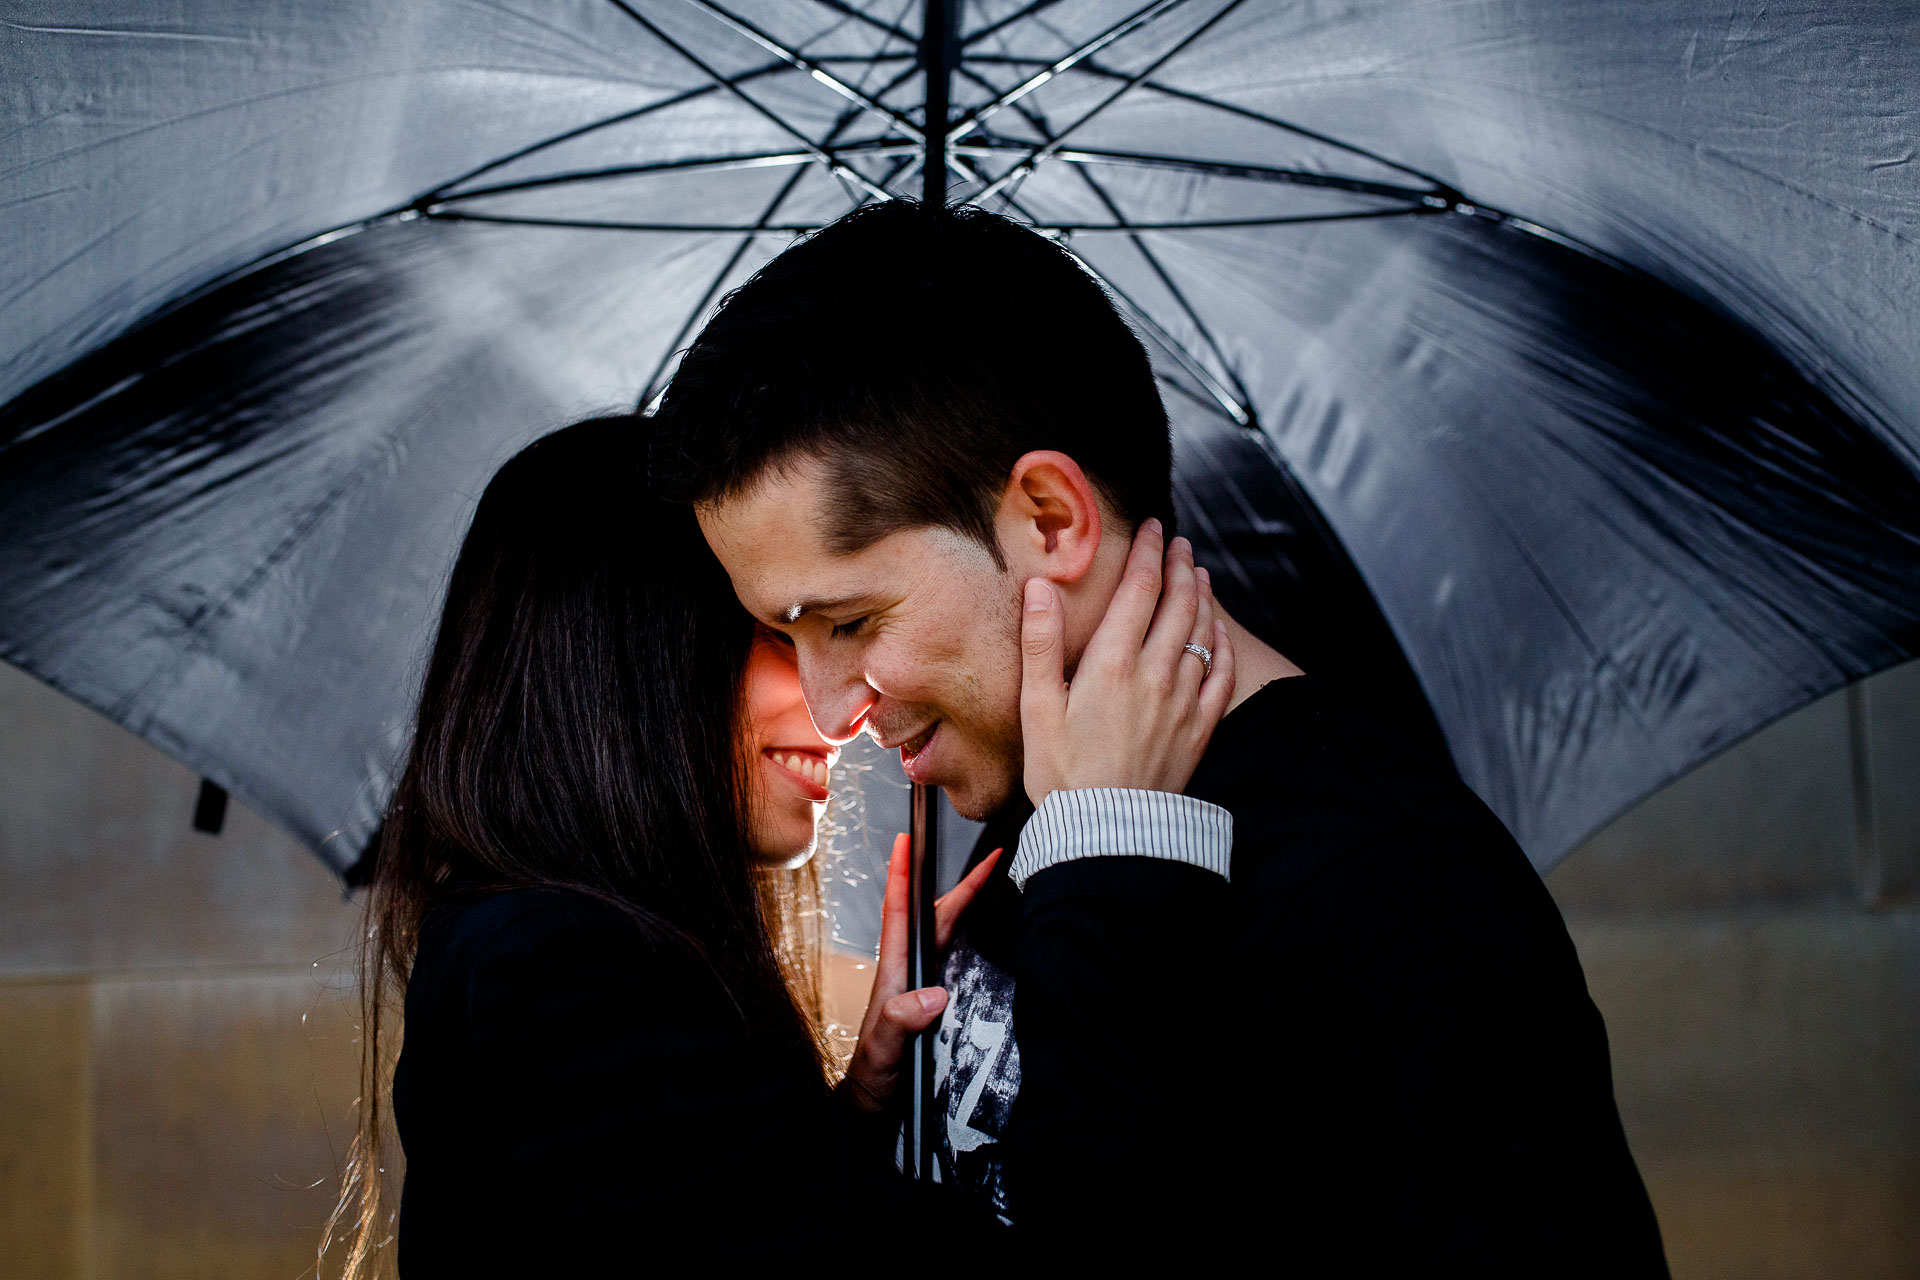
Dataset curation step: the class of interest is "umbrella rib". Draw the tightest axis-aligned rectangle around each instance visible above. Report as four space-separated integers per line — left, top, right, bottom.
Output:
827 53 933 200
1052 241 1250 426
427 61 933 240
974 0 1249 205
841 53 942 192
605 0 892 201
967 59 1247 424
1065 163 1257 424
803 0 916 45
967 55 1617 265
1156 369 1247 427
951 66 1414 423
934 77 1059 229
1071 65 1459 196
638 167 813 407
963 0 1066 48
422 212 823 233
640 91 894 404
817 54 936 202
968 65 1611 271
417 61 795 204
948 0 1193 145
970 144 1451 205
951 63 1048 204
956 49 1457 195
681 0 925 142
876 149 924 194
1033 209 1435 231
423 141 913 207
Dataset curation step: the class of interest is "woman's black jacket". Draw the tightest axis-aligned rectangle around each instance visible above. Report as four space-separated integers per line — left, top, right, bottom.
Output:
391 886 991 1274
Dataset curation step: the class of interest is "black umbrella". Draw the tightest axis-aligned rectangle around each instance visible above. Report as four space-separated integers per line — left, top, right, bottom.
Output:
5 0 1917 986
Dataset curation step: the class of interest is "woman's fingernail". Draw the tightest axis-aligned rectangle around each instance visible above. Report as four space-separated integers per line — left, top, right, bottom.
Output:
1196 566 1210 586
1144 517 1163 536
917 988 948 1014
1024 578 1051 612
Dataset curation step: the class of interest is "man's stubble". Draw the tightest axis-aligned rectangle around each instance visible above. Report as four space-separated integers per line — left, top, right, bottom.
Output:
936 572 1028 822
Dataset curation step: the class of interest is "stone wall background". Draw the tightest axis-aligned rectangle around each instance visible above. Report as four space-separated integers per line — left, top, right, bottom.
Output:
2 657 1915 1279
1551 661 1920 1279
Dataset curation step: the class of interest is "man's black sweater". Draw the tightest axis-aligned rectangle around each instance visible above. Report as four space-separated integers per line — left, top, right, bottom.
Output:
937 673 1671 1273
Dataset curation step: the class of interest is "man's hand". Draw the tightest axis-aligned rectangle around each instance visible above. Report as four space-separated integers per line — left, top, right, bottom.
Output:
843 833 1001 1115
1021 519 1236 807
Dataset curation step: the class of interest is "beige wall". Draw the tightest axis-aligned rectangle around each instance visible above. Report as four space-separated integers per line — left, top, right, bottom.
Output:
2 657 1916 1277
0 663 363 1280
1551 661 1920 1279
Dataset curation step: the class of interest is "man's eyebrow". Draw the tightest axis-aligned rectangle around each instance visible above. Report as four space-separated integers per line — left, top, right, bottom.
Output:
781 594 868 624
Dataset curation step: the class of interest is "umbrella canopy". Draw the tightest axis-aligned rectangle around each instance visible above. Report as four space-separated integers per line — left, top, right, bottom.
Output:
4 0 1917 877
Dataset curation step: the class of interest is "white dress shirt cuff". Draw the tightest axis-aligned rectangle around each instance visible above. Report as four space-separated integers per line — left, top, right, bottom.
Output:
1010 788 1233 890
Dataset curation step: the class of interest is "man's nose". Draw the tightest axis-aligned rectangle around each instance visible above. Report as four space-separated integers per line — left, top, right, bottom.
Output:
797 655 875 745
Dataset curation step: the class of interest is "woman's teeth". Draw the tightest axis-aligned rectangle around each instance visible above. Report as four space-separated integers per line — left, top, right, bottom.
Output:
772 752 830 789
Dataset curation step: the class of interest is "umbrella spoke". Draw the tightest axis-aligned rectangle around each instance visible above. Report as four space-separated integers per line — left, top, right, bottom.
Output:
419 60 794 204
1069 64 1459 195
806 51 918 63
952 63 1055 193
868 152 923 205
641 91 896 405
681 0 926 143
990 145 1452 206
1035 209 1436 230
638 163 813 408
1064 162 1255 424
606 0 893 201
422 212 823 233
847 51 935 200
949 59 1408 405
836 52 937 202
1048 238 1250 427
958 56 1270 427
953 42 1462 199
424 147 887 208
803 0 917 46
974 0 1248 204
419 206 1433 235
948 0 1192 145
962 0 1066 49
422 141 915 209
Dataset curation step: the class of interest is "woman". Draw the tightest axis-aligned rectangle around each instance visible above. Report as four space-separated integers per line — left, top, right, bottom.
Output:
323 415 1232 1275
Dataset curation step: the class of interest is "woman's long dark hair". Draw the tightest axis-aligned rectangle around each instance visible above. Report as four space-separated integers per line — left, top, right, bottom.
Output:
323 415 827 1277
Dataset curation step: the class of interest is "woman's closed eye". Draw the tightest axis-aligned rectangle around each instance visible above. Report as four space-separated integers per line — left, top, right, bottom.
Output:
829 616 869 640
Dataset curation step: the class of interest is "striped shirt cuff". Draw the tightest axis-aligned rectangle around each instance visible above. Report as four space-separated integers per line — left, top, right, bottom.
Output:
1010 788 1233 890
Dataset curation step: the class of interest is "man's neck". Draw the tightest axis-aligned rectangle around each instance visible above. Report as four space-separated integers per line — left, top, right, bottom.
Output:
1218 607 1303 714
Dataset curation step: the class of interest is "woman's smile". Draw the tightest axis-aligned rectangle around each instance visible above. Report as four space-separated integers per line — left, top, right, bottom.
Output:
762 746 835 802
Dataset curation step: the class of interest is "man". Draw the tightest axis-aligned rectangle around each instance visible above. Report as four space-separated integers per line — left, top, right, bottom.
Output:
651 202 1668 1273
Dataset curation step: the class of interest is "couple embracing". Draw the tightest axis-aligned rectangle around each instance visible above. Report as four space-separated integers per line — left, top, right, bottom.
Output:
331 204 1669 1276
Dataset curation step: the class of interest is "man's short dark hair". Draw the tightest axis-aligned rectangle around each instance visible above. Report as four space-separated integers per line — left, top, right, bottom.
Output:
649 201 1172 561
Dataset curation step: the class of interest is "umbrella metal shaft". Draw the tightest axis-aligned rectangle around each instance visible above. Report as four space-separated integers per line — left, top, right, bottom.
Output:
904 0 957 1184
921 0 956 209
906 781 941 1181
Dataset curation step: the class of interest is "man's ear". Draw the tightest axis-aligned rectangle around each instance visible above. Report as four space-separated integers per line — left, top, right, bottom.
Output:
995 451 1102 582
